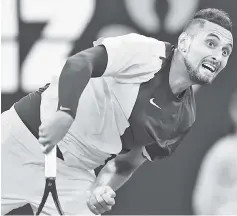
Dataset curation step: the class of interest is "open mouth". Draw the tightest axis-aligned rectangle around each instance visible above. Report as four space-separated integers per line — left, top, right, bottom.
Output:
201 63 216 73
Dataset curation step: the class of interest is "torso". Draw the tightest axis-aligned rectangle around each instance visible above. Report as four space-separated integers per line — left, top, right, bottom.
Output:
121 51 196 152
15 44 196 166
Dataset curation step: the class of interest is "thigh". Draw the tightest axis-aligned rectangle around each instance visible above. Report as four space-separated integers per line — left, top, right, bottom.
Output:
3 143 96 215
1 135 42 215
2 110 96 215
1 120 45 213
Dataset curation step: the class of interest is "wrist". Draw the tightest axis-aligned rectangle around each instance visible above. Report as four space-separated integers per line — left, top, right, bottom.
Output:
56 110 74 126
57 108 74 119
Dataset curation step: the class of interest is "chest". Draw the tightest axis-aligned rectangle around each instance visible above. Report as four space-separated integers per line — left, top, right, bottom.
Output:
121 69 195 149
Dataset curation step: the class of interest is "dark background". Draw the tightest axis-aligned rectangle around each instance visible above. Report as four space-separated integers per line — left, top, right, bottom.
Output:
2 0 237 214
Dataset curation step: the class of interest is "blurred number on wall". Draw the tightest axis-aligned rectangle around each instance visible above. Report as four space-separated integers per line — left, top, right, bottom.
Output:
1 0 96 93
2 0 19 93
2 0 200 94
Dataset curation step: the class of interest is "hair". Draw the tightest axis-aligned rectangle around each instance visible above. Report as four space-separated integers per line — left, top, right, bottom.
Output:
184 8 232 33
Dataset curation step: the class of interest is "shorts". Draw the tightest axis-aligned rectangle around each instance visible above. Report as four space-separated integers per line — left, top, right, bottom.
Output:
1 107 96 215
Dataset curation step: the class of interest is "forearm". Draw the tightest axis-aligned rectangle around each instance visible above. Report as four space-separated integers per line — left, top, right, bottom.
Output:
93 159 136 191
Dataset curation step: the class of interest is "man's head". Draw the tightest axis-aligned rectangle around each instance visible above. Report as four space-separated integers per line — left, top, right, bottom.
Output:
177 8 233 85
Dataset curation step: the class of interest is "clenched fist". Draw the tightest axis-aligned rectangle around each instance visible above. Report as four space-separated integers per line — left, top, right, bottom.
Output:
39 110 73 153
87 186 116 215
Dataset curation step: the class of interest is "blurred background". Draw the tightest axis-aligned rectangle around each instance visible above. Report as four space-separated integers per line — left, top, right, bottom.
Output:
1 0 237 214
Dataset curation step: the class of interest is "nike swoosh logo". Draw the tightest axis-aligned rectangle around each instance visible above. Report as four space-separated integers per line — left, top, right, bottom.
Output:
149 98 162 110
59 106 71 111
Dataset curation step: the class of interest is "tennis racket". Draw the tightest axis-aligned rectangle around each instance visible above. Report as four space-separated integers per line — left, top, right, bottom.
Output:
36 146 64 215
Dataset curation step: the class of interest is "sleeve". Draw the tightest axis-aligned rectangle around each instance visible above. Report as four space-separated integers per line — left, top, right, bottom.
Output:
93 33 166 84
142 131 189 161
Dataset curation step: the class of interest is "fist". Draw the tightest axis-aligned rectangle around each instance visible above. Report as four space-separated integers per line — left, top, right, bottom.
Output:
39 111 73 153
87 186 116 215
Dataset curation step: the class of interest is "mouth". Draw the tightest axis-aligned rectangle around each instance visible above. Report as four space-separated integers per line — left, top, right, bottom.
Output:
201 62 217 73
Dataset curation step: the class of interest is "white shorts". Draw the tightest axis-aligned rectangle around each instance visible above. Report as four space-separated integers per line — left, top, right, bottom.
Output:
1 107 96 215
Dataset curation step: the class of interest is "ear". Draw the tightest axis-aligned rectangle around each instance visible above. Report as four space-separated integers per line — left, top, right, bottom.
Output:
178 32 191 54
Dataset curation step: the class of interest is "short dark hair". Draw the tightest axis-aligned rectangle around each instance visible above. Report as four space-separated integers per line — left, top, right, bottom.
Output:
184 8 232 33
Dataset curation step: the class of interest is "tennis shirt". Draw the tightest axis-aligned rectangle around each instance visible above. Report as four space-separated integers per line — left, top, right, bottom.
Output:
14 33 196 166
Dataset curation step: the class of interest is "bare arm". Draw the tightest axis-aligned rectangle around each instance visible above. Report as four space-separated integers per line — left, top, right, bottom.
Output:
92 147 147 191
87 147 148 214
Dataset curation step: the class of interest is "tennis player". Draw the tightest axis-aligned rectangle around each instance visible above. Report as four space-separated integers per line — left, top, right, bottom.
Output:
193 90 237 215
1 8 233 215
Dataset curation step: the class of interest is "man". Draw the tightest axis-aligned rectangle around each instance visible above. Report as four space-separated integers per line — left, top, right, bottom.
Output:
1 8 233 215
192 90 237 215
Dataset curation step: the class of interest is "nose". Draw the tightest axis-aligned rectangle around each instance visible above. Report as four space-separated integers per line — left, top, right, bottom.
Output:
211 56 221 62
210 55 222 69
210 56 221 67
211 51 222 62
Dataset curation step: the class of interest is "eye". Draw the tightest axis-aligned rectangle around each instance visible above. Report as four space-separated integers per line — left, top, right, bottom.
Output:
222 49 229 57
207 41 215 48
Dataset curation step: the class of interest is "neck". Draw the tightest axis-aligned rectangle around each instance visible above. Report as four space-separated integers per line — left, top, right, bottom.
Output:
169 48 194 96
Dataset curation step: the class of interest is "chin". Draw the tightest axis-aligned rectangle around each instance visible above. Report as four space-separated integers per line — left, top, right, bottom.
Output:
191 70 216 85
191 74 214 85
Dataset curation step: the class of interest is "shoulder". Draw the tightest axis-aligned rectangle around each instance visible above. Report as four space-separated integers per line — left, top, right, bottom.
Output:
93 33 173 83
94 33 168 55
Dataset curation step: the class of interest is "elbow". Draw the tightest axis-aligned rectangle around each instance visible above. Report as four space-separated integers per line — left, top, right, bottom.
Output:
68 52 93 71
66 54 81 66
106 159 136 176
64 55 78 70
66 52 92 71
60 54 92 81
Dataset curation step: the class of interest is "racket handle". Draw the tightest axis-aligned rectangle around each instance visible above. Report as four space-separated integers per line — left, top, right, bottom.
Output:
45 145 57 177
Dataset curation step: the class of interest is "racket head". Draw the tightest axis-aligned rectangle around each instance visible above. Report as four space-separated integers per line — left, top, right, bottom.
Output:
36 178 64 215
37 146 64 215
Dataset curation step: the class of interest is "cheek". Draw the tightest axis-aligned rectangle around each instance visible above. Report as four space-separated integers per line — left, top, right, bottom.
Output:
188 44 207 65
187 51 202 68
190 39 214 57
219 59 228 71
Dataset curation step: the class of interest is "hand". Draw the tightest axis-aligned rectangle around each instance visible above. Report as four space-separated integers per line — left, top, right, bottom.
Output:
87 186 116 215
39 110 73 153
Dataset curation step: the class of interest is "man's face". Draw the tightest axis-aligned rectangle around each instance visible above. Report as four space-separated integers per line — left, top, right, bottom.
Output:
183 21 233 85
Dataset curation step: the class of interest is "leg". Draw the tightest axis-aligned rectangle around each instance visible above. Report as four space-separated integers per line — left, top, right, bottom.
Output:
1 108 97 215
1 109 45 215
30 162 97 215
1 110 29 214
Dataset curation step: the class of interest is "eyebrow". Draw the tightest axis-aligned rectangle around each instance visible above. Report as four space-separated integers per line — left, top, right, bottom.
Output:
207 33 233 49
